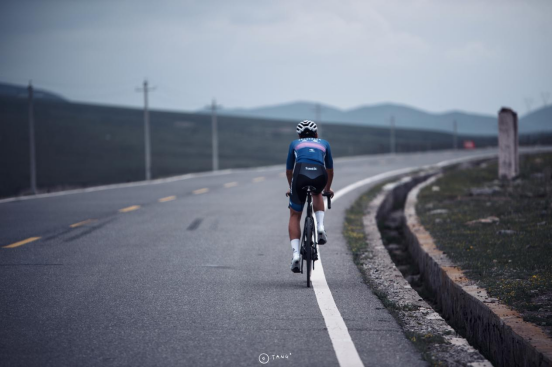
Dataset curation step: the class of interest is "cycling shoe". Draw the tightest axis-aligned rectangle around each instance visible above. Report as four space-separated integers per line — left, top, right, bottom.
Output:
291 252 301 273
318 231 328 245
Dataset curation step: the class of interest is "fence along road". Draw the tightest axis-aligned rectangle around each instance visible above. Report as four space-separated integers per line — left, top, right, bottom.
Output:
0 148 508 366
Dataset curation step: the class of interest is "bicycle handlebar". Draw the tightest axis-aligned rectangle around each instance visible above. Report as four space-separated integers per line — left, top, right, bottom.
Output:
285 191 332 209
323 192 332 209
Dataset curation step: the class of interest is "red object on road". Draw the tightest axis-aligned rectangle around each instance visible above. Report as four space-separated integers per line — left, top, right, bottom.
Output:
463 140 476 149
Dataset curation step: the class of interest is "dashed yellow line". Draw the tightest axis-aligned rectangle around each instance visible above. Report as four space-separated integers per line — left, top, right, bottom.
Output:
224 182 238 188
3 237 41 249
253 176 265 183
119 205 140 213
193 188 209 195
70 219 95 228
159 195 176 202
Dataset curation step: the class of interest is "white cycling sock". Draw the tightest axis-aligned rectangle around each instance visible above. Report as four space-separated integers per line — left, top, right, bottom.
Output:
291 239 300 254
315 211 325 232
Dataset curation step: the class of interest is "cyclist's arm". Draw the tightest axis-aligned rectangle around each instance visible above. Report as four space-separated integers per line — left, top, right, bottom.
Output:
286 170 293 187
286 142 295 187
325 168 334 192
324 141 334 193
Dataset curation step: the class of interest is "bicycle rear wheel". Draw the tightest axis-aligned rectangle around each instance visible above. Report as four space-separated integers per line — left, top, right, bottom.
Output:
304 217 314 288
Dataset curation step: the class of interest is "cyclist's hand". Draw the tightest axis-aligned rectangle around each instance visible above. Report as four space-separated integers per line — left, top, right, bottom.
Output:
286 189 291 197
324 189 334 198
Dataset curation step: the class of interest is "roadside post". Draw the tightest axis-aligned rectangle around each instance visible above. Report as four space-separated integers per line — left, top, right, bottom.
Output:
389 116 396 155
210 99 221 171
136 80 155 181
498 107 519 180
28 81 37 195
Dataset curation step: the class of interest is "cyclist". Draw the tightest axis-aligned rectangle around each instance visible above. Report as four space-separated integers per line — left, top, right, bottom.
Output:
286 120 334 273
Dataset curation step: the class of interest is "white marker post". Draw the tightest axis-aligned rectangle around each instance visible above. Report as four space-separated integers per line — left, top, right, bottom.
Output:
498 107 519 180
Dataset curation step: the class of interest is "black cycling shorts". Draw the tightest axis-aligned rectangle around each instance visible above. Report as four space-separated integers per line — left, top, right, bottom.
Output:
289 163 328 212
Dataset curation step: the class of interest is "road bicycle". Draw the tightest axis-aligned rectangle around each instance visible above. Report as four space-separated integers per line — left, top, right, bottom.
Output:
289 187 332 288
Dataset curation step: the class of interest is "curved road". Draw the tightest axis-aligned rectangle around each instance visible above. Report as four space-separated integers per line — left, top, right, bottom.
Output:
0 149 498 366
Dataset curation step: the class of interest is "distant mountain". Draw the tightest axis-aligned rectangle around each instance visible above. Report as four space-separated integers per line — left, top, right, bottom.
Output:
208 101 552 136
2 80 548 135
0 82 66 101
520 105 552 134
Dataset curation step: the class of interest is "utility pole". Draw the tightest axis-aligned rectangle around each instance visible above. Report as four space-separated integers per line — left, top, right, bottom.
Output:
524 97 533 114
136 80 155 180
313 103 322 137
542 92 550 107
210 99 222 171
453 120 458 150
28 81 37 194
389 115 396 154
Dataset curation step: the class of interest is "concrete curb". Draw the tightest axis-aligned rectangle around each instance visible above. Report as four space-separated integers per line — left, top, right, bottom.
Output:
362 175 491 366
402 174 552 366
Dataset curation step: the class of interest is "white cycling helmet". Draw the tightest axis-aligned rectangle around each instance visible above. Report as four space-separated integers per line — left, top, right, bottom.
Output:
296 120 317 134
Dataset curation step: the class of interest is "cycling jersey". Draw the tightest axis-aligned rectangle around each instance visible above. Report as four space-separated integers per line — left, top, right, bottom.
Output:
286 138 333 212
286 138 333 170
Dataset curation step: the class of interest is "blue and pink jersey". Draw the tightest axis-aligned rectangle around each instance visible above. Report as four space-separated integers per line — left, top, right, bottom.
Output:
286 138 333 170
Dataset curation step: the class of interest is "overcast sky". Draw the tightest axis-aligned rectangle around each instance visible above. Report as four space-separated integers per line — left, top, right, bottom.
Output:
0 0 550 116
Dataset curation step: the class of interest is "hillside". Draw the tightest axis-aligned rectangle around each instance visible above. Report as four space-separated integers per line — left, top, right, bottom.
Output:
0 96 502 198
213 101 552 136
0 82 67 101
3 81 548 136
521 105 552 133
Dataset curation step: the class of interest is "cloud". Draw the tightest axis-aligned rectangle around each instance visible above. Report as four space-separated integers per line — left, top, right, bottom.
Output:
446 42 497 64
0 0 550 114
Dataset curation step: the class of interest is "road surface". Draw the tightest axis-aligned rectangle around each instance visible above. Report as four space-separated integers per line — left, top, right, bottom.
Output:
0 149 497 366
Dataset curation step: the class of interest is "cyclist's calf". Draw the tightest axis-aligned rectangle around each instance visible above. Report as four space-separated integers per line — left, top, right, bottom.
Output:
289 208 302 240
312 192 325 212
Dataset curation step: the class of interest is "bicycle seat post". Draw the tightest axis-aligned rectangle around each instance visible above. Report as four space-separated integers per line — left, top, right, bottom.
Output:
304 186 314 218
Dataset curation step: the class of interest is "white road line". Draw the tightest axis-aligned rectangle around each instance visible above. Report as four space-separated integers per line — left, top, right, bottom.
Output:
310 152 506 367
310 252 364 366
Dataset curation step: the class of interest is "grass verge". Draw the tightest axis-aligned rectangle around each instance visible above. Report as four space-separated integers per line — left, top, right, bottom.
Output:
343 179 451 366
343 182 386 263
417 153 552 335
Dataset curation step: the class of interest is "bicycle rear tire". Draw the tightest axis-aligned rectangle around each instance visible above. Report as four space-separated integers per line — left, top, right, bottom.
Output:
304 217 314 288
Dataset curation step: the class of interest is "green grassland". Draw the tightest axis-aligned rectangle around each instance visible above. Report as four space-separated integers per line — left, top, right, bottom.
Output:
0 96 501 198
417 154 552 334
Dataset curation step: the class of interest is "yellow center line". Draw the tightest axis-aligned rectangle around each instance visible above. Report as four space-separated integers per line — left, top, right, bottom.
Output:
253 176 265 183
70 219 96 228
119 205 141 213
224 182 238 188
159 195 176 202
3 237 41 249
193 188 209 195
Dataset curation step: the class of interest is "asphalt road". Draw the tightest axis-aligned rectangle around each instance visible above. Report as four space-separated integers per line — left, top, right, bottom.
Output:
0 149 498 366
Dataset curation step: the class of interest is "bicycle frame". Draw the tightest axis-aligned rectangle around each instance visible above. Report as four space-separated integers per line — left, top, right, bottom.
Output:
288 185 332 288
300 187 316 287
